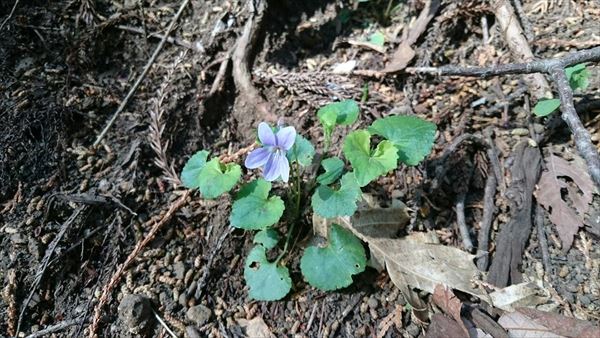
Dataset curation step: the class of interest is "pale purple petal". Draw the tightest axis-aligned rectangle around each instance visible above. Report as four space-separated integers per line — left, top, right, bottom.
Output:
278 153 290 182
258 122 276 146
245 148 270 169
276 126 296 151
263 152 280 181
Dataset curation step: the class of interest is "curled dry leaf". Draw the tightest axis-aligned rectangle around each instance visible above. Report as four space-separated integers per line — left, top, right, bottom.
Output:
488 282 550 312
535 154 597 249
498 307 599 338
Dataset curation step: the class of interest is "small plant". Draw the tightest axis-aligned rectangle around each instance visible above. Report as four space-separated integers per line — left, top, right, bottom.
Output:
533 63 590 117
181 99 437 300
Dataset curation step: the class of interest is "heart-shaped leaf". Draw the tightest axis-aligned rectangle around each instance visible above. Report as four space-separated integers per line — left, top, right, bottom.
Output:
368 116 436 166
244 246 291 300
316 157 345 185
300 224 366 291
317 100 360 140
181 150 209 189
230 179 285 230
198 158 241 199
312 172 361 218
343 130 398 187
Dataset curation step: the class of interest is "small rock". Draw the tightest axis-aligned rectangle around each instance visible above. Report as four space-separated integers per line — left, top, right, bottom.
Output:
187 304 212 326
118 294 154 334
559 266 569 278
173 261 185 280
406 323 421 337
367 296 379 310
580 295 592 306
186 326 202 338
511 128 529 136
566 284 579 293
359 302 368 314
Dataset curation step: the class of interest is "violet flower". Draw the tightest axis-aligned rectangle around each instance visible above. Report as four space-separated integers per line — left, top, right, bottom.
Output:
245 122 296 182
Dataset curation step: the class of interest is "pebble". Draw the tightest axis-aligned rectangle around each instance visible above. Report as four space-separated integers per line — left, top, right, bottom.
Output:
559 265 569 278
173 261 185 280
186 326 202 338
511 128 529 136
186 304 212 326
367 296 378 309
118 294 154 334
580 295 592 306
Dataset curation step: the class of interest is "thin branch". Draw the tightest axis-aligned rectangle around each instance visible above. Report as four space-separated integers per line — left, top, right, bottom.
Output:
24 317 85 338
456 192 474 252
0 0 20 31
548 66 600 186
93 0 191 146
405 46 600 77
117 25 204 52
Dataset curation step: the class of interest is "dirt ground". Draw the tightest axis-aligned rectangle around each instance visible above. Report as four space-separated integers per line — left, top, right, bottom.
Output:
1 0 600 337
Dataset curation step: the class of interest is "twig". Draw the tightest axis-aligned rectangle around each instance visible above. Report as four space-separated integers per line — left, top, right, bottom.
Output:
24 317 85 338
88 190 190 337
456 192 474 252
535 203 552 275
306 303 318 332
93 0 191 146
406 46 600 188
477 173 497 271
548 66 600 186
0 0 20 31
494 0 550 98
117 25 204 52
152 309 179 338
405 47 600 77
510 0 534 42
209 50 233 96
16 206 85 335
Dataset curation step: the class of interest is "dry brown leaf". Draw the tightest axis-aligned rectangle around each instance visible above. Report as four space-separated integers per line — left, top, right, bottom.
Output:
488 282 550 312
339 217 491 303
535 154 596 249
498 308 599 338
425 314 465 338
236 316 275 338
432 284 468 336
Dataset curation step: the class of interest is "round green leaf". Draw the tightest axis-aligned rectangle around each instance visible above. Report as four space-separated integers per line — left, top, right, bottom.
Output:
300 224 366 291
533 99 561 117
316 157 345 185
368 116 436 166
181 150 209 189
343 130 398 187
317 99 360 139
230 179 285 230
312 173 361 218
253 229 279 250
287 134 315 167
244 246 291 301
566 63 590 91
197 158 241 199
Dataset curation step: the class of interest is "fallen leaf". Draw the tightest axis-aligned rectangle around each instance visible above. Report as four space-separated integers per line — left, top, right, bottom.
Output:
339 217 491 303
535 154 597 249
498 308 599 338
488 282 549 312
425 314 465 338
432 284 468 335
237 316 275 338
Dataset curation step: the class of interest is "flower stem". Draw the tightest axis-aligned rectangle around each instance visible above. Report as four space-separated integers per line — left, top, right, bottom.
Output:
277 161 302 264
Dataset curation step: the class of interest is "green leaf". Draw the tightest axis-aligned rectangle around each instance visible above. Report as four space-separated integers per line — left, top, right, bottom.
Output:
316 157 345 185
300 224 366 291
287 134 315 167
312 172 361 218
244 246 291 300
342 130 398 187
369 31 385 46
368 116 436 166
197 158 241 199
533 98 561 117
317 100 360 139
253 229 279 250
181 150 209 189
230 179 285 230
565 63 590 91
